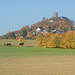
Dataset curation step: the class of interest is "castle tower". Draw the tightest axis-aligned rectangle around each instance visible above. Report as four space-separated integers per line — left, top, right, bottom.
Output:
53 12 58 18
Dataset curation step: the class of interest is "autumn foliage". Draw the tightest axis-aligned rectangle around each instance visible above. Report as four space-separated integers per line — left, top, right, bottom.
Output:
18 37 24 44
36 31 75 49
1 16 74 39
60 31 75 48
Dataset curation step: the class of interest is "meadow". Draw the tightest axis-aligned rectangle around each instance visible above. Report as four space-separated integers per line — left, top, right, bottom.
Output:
0 39 36 47
0 39 75 75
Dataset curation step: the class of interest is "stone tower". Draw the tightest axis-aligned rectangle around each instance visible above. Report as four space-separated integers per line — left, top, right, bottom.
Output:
53 12 58 18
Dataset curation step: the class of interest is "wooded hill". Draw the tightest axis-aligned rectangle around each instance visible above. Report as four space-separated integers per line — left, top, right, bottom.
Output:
0 16 74 39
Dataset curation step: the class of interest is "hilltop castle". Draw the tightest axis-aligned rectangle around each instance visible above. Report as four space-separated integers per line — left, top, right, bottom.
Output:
53 12 58 18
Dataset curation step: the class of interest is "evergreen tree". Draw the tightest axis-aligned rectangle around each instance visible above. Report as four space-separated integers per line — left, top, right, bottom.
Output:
10 31 16 39
22 30 27 38
47 25 52 32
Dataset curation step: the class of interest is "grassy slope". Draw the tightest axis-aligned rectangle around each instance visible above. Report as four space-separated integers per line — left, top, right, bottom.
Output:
0 47 75 57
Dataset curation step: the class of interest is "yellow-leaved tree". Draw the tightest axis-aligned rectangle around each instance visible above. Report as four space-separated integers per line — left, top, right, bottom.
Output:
36 33 60 48
36 31 75 49
60 31 75 49
18 36 24 45
53 33 61 48
27 31 33 39
36 33 43 47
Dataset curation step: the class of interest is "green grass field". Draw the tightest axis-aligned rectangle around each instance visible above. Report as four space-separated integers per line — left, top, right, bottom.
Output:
0 47 75 57
0 39 75 75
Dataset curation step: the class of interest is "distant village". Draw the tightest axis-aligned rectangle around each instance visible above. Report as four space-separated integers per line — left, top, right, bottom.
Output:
0 12 75 39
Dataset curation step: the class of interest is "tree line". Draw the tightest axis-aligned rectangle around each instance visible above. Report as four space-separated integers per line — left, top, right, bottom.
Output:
36 31 75 49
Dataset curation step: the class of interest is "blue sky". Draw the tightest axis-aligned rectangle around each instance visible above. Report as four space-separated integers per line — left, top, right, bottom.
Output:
0 0 75 36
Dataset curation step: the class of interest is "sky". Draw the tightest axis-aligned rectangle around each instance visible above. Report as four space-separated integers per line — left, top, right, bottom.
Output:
0 0 75 36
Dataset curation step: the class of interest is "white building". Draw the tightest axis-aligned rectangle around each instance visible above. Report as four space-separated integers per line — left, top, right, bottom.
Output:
73 25 75 27
51 30 56 33
49 20 54 23
36 28 41 34
43 29 48 33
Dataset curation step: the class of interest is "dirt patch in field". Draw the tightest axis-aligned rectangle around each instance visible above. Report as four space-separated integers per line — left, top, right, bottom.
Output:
0 56 75 75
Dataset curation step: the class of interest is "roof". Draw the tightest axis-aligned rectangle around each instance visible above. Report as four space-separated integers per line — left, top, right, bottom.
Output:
36 28 41 30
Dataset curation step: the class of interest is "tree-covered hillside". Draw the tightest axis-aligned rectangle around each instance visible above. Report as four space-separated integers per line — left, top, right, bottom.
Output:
0 16 75 39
